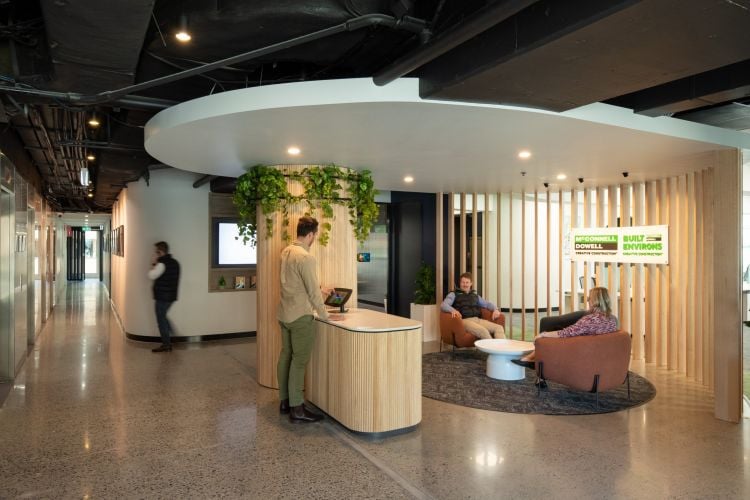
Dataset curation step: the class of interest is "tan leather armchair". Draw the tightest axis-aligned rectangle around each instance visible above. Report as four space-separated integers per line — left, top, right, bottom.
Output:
439 308 505 352
534 330 632 404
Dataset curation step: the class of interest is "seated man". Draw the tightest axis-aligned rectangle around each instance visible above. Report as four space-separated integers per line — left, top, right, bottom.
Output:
441 272 505 340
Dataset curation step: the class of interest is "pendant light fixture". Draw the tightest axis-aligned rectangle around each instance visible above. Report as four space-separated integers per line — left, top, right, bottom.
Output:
175 13 191 42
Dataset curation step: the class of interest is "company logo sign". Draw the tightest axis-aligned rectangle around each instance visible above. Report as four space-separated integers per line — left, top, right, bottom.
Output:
571 225 668 264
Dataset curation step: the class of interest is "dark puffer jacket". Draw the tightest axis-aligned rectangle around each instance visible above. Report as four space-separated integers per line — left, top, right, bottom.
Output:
153 254 180 302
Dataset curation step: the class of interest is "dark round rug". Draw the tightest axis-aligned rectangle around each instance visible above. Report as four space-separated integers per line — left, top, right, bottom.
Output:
423 350 656 415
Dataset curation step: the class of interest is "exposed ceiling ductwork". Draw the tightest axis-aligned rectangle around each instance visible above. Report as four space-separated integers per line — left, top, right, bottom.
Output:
0 0 748 212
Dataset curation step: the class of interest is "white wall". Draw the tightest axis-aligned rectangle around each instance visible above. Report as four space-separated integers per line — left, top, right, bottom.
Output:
111 169 256 337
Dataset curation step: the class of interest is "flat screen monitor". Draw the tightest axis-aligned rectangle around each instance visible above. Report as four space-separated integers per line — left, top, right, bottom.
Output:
324 287 352 312
212 218 256 268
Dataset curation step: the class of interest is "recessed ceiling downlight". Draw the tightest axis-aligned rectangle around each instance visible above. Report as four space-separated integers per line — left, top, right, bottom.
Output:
518 150 532 159
404 176 414 183
287 146 301 156
556 174 567 180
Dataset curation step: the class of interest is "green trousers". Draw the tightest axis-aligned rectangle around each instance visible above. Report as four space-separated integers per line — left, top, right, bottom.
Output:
277 315 316 407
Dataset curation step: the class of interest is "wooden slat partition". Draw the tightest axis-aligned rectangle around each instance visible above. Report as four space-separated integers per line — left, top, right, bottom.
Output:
508 193 514 335
608 185 619 318
686 174 696 377
632 182 645 360
695 173 705 384
436 193 444 334
521 191 526 340
620 183 632 337
472 193 478 288
645 181 657 363
657 178 669 367
257 165 357 389
443 156 742 420
570 190 578 315
558 189 563 316
534 190 539 334
546 190 551 316
497 193 502 315
448 194 455 292
460 194 466 275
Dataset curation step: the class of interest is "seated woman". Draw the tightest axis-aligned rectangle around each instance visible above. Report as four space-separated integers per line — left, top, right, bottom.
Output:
513 286 618 368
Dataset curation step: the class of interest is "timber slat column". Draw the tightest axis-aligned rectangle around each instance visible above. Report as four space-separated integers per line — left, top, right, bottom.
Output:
257 165 357 389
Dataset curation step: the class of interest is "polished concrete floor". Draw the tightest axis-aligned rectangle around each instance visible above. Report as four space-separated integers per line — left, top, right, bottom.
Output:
1 281 749 499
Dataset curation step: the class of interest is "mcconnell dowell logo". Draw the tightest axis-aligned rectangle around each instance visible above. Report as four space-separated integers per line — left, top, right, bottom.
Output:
574 235 618 251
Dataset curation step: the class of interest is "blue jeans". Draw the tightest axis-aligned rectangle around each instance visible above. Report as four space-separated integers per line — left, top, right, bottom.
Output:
154 300 174 346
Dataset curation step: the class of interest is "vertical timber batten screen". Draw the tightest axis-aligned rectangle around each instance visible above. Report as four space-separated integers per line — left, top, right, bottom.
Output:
443 162 738 415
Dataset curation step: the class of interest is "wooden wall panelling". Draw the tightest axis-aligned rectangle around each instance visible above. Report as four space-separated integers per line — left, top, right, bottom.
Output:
497 193 502 316
534 190 539 334
620 183 632 338
667 176 679 370
472 193 478 291
448 194 455 293
632 182 645 360
686 173 697 378
607 185 619 318
596 187 606 288
712 152 741 422
521 191 526 340
508 192 514 335
482 193 495 300
547 190 551 316
703 168 720 389
645 181 657 363
460 194 466 275
583 188 591 306
657 178 669 366
436 193 444 335
558 190 563 316
570 190 578 317
257 165 357 388
694 173 705 384
672 175 690 373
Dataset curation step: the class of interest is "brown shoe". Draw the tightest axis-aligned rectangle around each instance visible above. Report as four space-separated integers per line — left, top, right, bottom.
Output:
279 399 290 414
151 345 172 352
289 404 323 423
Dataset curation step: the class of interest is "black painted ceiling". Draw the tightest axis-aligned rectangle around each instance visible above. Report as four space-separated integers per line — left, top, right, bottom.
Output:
0 0 748 212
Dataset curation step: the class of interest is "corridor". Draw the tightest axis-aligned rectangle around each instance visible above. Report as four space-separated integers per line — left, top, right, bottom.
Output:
1 281 749 499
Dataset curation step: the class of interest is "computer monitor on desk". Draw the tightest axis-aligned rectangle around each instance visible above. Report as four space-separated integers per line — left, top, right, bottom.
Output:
325 288 353 313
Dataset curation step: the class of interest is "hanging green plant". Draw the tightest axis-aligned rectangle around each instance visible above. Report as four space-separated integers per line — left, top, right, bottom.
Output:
233 164 378 246
233 165 292 246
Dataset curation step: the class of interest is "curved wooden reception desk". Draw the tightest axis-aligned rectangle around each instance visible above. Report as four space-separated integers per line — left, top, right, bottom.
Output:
306 309 422 434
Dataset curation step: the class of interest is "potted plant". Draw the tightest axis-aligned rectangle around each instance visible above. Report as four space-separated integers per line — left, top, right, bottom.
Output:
218 275 226 290
410 262 438 342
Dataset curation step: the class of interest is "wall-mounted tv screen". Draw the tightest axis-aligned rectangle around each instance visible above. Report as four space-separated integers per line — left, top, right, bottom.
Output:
212 218 256 267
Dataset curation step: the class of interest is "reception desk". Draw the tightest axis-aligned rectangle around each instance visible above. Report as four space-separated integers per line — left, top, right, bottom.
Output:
306 309 422 434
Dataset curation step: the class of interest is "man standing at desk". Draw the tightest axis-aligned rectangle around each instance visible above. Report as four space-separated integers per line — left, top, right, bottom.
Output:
277 216 341 423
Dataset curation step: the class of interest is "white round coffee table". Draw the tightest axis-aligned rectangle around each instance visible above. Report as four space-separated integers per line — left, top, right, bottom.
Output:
474 339 535 380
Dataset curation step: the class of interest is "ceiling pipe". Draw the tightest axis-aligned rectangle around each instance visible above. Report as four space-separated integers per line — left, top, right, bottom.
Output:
0 87 178 110
372 0 538 86
0 13 427 108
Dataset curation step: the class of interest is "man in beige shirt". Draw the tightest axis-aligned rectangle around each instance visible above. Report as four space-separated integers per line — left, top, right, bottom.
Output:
277 216 342 423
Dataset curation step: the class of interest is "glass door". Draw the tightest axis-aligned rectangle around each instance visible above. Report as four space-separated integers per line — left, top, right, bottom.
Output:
84 230 99 279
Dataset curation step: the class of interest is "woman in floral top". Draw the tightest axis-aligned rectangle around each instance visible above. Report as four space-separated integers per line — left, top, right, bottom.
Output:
515 287 618 366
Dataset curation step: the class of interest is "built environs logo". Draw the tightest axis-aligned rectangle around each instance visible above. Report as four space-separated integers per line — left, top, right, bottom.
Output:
623 234 663 251
574 234 618 251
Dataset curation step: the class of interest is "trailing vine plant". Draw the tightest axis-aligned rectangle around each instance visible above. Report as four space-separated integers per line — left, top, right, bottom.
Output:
233 164 378 247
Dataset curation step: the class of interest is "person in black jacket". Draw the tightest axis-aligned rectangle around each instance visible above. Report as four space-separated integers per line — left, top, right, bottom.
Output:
147 241 181 352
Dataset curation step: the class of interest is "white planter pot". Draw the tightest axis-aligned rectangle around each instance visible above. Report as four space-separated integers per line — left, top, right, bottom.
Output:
410 303 438 342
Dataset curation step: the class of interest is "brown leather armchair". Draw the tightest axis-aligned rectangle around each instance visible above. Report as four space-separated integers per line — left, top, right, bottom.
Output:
534 330 632 405
439 308 506 352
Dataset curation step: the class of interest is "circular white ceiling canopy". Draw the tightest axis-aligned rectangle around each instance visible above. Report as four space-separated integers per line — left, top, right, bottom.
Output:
144 78 744 193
